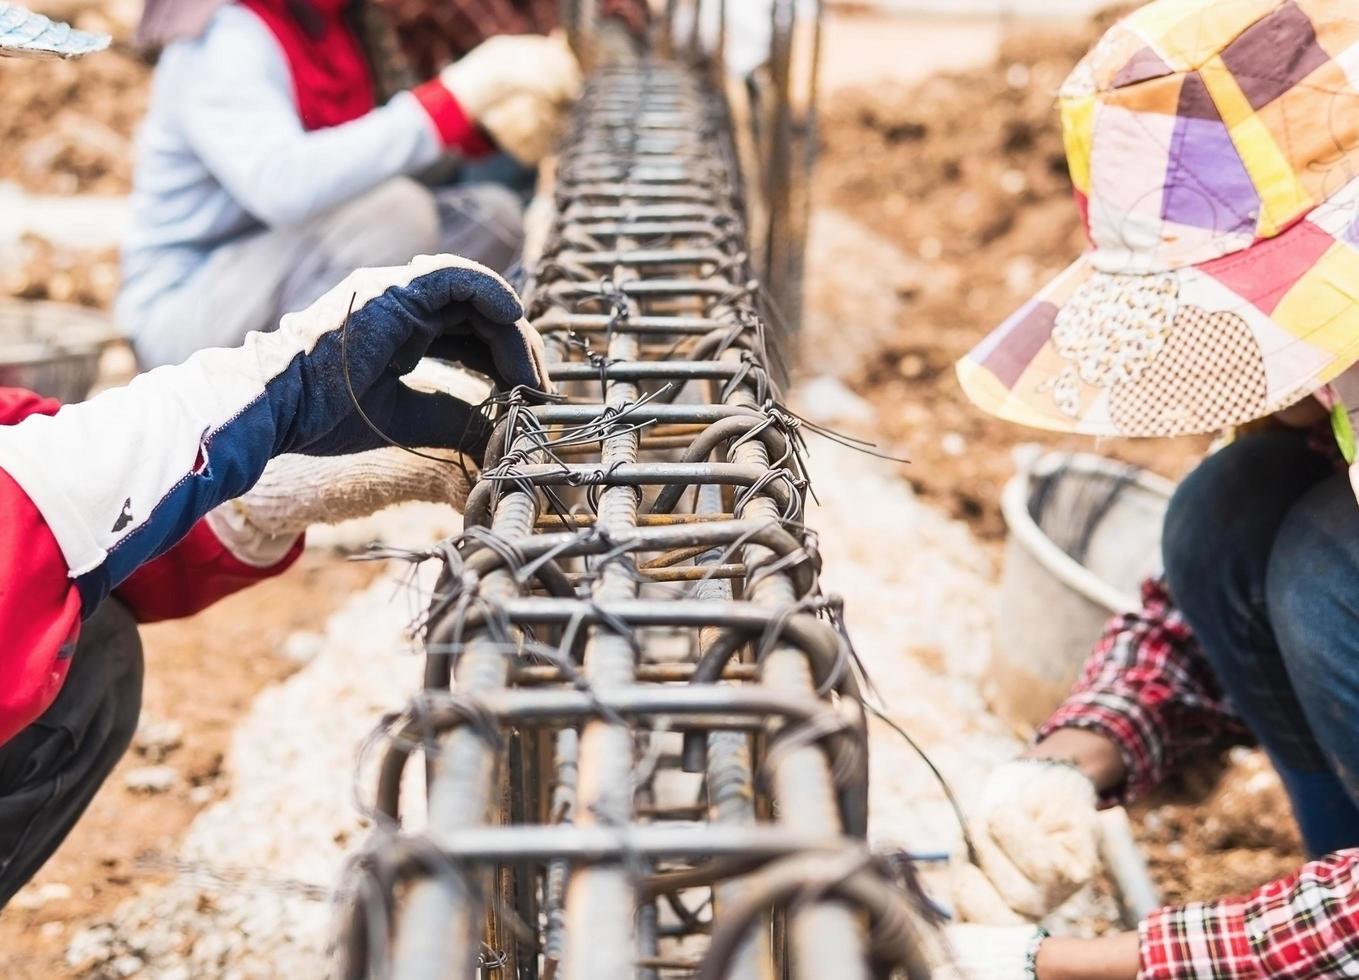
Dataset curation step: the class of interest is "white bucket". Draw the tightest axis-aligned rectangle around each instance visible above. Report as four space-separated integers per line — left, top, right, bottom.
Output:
988 447 1174 731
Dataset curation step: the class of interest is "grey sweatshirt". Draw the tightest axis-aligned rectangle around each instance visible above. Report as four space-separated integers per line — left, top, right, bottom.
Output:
116 5 447 336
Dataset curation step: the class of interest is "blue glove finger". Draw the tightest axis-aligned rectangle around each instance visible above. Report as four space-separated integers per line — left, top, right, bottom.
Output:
301 383 492 460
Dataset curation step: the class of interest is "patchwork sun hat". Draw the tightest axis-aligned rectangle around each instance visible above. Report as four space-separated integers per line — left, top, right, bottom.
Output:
958 0 1359 438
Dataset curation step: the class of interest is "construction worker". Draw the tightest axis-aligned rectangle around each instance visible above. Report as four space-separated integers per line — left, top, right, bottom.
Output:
0 8 552 899
0 245 549 906
121 0 582 370
946 1 1359 977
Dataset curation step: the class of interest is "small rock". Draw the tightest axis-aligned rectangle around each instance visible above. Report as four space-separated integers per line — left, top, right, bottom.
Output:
189 785 215 806
10 880 72 910
124 765 178 794
66 924 116 970
999 169 1028 196
112 954 145 977
282 631 325 665
40 921 63 940
897 353 928 380
941 433 967 457
134 717 183 762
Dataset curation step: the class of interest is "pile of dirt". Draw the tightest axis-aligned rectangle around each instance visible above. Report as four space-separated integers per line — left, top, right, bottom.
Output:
0 41 148 195
1133 748 1304 906
0 234 120 308
815 9 1209 539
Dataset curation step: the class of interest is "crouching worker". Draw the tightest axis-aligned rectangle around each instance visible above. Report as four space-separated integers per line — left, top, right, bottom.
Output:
120 0 581 369
943 1 1359 976
0 251 550 907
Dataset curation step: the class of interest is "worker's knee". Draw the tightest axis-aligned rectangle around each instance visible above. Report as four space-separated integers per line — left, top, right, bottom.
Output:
434 183 526 272
1163 431 1328 629
324 177 441 267
1268 479 1359 682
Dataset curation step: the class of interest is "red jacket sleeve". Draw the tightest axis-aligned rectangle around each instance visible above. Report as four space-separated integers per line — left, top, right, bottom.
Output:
0 466 82 746
1140 850 1359 979
0 387 301 747
114 519 303 623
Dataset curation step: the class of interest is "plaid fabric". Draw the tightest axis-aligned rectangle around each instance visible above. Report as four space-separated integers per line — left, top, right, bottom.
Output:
1037 578 1248 803
958 0 1359 446
1140 850 1359 978
371 0 649 76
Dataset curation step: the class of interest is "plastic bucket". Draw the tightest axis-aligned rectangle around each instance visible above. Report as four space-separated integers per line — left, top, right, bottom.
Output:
988 448 1174 731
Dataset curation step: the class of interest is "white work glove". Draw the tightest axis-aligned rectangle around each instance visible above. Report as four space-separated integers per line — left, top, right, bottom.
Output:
478 93 570 166
207 449 476 564
953 760 1102 923
934 924 1046 980
439 33 582 120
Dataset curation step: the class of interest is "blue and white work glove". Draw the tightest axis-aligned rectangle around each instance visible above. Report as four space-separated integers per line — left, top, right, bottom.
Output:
0 255 548 612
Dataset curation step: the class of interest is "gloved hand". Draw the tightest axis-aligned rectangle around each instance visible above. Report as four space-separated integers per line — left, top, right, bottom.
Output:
439 33 582 121
279 254 549 456
952 759 1102 923
934 924 1046 980
478 93 570 166
0 254 548 613
207 447 477 564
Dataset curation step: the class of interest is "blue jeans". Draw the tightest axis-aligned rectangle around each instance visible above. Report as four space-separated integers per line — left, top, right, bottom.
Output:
1163 429 1359 857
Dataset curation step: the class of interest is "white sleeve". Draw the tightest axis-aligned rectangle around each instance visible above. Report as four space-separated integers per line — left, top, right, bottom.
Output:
165 6 443 229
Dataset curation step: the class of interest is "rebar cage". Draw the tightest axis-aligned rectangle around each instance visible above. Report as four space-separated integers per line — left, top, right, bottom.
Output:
336 23 932 980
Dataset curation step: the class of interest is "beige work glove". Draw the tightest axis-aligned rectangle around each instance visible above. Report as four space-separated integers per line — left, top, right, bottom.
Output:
439 33 582 120
952 760 1102 923
933 924 1046 980
206 449 476 565
479 93 571 166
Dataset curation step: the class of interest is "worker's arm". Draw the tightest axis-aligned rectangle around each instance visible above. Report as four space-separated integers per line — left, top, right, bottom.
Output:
0 386 306 626
1034 578 1246 801
0 257 544 747
166 6 485 229
984 850 1359 979
954 579 1248 925
169 9 578 228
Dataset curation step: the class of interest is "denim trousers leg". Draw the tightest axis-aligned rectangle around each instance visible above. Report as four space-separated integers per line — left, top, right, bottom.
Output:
1163 429 1359 856
1266 474 1359 853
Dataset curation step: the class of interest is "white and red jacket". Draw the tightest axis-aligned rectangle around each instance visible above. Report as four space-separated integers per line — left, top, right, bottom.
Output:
0 387 301 749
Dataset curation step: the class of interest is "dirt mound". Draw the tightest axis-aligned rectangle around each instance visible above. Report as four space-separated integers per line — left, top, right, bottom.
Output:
0 47 149 195
816 10 1208 540
1 234 120 308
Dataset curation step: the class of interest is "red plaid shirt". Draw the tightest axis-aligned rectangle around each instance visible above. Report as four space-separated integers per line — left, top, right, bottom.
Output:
1040 579 1359 978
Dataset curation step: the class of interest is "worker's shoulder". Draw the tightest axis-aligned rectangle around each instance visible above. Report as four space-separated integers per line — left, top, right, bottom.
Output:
159 4 284 81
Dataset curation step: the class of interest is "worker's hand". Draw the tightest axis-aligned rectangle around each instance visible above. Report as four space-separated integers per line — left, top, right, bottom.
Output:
0 255 548 612
933 924 1046 980
439 34 582 121
478 93 570 166
207 447 478 559
274 254 550 458
953 759 1102 923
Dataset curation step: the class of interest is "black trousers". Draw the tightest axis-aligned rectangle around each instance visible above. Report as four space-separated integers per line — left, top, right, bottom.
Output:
0 600 144 909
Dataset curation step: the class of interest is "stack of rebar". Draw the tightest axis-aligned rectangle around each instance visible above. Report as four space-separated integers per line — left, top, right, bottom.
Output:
338 57 931 980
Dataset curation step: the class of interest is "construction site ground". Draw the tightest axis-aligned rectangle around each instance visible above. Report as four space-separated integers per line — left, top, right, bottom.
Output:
0 4 1304 976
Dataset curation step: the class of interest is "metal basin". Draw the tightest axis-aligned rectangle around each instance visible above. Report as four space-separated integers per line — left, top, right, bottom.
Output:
0 300 117 402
